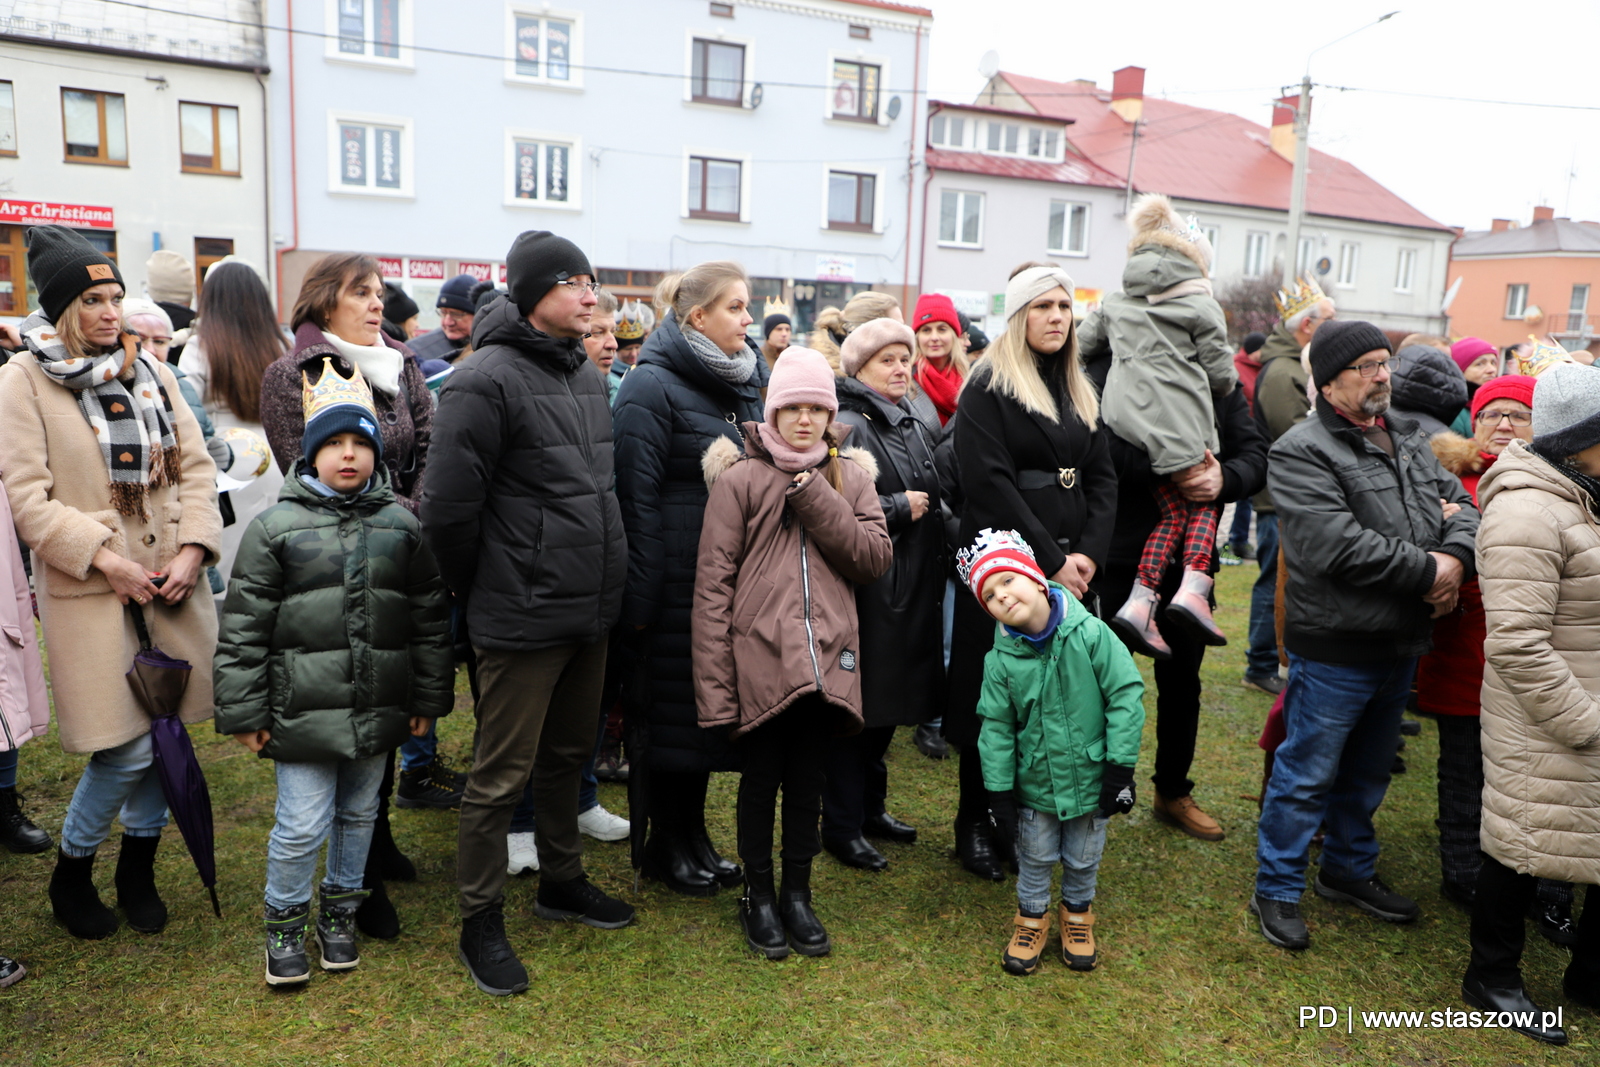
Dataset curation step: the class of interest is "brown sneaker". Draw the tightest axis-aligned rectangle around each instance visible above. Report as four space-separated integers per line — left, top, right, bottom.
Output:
1001 912 1049 976
1059 905 1096 970
1152 791 1225 842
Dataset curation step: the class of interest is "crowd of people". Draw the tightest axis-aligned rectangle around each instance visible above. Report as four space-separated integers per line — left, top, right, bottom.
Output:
0 206 1594 1048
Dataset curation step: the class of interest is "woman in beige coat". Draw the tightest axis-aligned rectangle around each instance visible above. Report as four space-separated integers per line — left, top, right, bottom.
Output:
0 227 220 942
1468 361 1600 1046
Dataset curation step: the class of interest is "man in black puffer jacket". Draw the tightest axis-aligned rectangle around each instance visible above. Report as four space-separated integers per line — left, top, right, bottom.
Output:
423 231 631 998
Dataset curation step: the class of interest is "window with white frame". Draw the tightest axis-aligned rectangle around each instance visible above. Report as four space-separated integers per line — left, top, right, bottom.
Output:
507 133 576 206
1200 225 1220 257
939 190 983 248
827 170 876 231
1337 241 1360 287
0 81 15 155
1296 236 1316 277
687 155 743 220
1047 201 1088 256
1026 127 1061 160
1394 248 1417 293
329 114 410 196
984 121 1021 155
1570 284 1589 317
691 38 745 105
330 0 409 63
830 59 879 122
928 113 965 149
507 9 579 86
1505 283 1528 319
1243 231 1270 278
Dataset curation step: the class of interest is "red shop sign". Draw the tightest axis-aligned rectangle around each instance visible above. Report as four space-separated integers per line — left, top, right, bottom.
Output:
497 263 508 284
457 261 495 282
407 258 445 280
0 199 115 230
376 257 404 279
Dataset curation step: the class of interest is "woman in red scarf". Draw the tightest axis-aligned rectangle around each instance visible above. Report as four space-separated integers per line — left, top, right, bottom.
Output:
911 294 970 427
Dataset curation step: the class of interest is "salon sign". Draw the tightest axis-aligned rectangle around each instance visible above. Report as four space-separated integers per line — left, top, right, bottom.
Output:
0 199 115 230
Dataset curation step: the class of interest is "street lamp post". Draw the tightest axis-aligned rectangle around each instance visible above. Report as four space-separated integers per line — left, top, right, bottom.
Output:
1282 11 1399 289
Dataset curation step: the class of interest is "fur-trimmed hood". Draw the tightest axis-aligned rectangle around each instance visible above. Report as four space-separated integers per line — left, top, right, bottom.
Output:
701 424 877 489
1430 431 1489 478
1126 193 1212 278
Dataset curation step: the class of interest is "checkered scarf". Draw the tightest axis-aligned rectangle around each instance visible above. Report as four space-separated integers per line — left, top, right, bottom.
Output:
23 311 181 520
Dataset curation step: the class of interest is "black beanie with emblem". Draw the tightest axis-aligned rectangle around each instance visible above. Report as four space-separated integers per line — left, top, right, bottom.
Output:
1308 319 1393 389
27 225 124 324
505 231 593 316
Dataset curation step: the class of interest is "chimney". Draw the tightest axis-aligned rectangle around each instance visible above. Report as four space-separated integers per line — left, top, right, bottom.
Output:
1533 205 1555 222
1490 218 1513 232
1110 66 1143 123
1270 93 1305 162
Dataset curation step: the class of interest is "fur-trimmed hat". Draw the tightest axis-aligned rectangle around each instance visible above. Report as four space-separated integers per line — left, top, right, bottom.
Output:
1127 193 1213 275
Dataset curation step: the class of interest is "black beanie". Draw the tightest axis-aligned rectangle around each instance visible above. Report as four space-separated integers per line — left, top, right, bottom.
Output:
1243 331 1267 355
1308 319 1392 389
505 231 593 315
762 312 790 336
436 274 479 313
27 225 124 323
382 281 419 324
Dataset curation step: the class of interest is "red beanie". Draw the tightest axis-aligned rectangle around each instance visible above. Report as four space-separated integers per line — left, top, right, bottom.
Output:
1469 373 1537 421
1451 337 1497 372
956 528 1048 601
912 293 962 337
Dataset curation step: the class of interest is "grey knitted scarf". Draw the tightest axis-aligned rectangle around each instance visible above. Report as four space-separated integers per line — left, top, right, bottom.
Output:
681 321 758 385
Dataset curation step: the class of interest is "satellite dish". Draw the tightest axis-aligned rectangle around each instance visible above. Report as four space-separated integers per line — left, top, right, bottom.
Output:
977 50 999 80
750 83 764 109
1441 276 1464 314
887 95 902 120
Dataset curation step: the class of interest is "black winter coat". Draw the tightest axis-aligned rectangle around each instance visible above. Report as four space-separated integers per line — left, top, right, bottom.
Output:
1389 344 1468 437
420 297 626 651
834 376 947 728
612 311 771 772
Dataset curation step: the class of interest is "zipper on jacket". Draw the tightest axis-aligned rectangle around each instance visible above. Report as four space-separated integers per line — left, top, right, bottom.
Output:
798 526 824 691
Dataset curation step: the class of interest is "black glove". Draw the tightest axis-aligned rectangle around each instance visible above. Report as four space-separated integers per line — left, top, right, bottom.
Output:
1097 763 1136 817
987 790 1020 853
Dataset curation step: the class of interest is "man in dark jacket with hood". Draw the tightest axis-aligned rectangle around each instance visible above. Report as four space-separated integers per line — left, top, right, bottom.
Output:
409 273 486 363
422 231 631 998
1251 321 1478 953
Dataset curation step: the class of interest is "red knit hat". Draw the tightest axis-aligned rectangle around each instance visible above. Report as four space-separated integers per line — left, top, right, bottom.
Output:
1451 336 1497 373
956 528 1048 601
1469 373 1537 421
912 293 962 337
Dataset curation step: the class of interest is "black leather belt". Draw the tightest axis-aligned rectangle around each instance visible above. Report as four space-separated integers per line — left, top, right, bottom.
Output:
1016 468 1078 490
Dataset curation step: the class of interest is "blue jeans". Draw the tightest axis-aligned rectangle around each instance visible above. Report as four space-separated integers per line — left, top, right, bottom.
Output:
265 755 386 909
399 720 437 772
1229 497 1254 548
1245 513 1280 677
508 705 605 833
60 733 169 857
0 747 16 790
1255 653 1417 902
1015 807 1109 914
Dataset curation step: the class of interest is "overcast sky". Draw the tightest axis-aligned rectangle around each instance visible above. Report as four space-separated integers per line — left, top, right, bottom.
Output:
923 0 1600 232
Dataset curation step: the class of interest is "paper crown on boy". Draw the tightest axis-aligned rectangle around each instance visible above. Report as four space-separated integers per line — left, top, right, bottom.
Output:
301 356 384 461
956 528 1049 600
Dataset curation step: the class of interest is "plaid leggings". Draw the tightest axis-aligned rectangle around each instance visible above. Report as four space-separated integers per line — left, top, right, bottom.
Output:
1137 483 1221 589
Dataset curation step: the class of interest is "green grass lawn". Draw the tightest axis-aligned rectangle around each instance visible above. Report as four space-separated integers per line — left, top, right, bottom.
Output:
0 565 1589 1065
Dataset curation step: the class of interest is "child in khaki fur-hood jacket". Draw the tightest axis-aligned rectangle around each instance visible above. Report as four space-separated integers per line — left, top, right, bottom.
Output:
692 347 892 962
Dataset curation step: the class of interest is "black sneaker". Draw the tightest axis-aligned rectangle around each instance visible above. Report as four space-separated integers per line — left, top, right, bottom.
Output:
1314 872 1419 923
0 788 51 854
535 874 635 929
1250 893 1309 950
429 753 469 793
1534 900 1579 947
1241 672 1285 696
316 887 366 971
459 907 528 996
395 765 464 810
265 902 311 986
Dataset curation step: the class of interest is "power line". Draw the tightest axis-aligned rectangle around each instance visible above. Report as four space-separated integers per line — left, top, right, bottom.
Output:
1320 83 1600 112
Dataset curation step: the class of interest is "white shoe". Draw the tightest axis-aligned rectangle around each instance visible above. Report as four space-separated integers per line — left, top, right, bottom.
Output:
507 832 539 876
577 804 630 842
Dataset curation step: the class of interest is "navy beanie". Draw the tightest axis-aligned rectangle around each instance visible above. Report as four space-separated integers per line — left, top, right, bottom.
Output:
300 356 385 463
437 274 480 313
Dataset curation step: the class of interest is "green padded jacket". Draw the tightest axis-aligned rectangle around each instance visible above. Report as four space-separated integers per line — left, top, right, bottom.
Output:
976 585 1146 821
213 466 454 762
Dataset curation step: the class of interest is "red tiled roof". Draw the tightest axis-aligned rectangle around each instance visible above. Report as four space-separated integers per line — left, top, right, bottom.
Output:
998 71 1449 233
926 147 1124 189
835 0 933 18
930 99 1066 123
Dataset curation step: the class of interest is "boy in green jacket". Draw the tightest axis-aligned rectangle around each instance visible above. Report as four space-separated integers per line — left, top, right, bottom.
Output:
957 529 1145 977
214 357 453 987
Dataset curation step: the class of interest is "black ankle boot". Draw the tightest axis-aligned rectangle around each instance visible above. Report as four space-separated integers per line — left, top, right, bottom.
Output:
356 858 400 941
778 859 830 957
49 850 119 940
681 771 740 887
739 861 789 960
687 828 742 888
0 787 51 854
114 834 168 933
367 803 416 883
641 832 719 897
955 818 1005 882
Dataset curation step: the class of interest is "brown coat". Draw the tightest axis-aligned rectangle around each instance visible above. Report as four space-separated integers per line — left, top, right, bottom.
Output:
0 352 221 753
1477 440 1600 884
692 425 892 739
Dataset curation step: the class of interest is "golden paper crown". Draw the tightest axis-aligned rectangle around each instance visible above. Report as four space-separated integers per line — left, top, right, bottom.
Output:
1518 335 1575 378
301 356 377 425
615 299 655 342
1273 275 1327 323
763 295 792 320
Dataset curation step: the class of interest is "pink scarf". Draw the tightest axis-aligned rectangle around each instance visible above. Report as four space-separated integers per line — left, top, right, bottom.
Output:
756 423 829 474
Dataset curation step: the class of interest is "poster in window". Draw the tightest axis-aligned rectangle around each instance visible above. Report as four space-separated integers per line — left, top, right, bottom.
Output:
374 127 401 189
515 142 539 199
831 61 858 117
860 63 879 120
374 0 399 58
340 124 367 185
546 21 570 81
515 16 540 77
545 144 568 201
338 0 364 54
